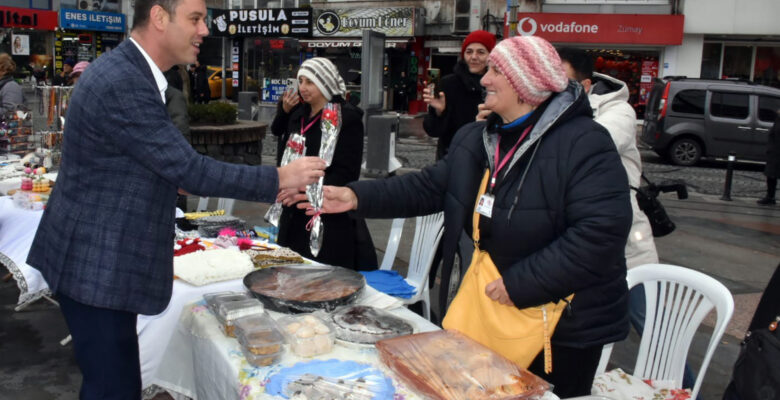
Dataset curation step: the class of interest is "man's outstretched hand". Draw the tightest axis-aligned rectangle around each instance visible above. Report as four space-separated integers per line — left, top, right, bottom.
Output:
295 185 358 215
277 157 326 189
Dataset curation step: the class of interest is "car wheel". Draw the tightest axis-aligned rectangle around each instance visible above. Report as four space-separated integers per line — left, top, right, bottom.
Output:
668 138 702 166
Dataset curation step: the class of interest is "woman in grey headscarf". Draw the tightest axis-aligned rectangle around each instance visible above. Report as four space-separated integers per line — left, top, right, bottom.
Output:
269 57 372 269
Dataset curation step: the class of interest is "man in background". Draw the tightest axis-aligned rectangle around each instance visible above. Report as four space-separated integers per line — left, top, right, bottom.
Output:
559 47 702 398
52 58 75 86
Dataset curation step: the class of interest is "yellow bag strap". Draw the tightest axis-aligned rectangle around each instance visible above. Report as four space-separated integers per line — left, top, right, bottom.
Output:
472 169 491 247
471 168 571 374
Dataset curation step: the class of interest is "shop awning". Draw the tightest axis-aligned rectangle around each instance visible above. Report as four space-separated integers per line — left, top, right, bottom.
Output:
300 38 412 49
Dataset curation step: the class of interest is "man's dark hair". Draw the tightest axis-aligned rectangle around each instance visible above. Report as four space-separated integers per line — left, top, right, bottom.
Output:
132 0 180 31
557 47 593 82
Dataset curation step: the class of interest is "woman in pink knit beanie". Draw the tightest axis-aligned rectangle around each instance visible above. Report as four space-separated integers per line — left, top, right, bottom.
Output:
69 61 90 85
311 34 632 398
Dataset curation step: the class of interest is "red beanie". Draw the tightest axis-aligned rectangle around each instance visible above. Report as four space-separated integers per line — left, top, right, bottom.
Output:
461 30 496 58
489 36 568 106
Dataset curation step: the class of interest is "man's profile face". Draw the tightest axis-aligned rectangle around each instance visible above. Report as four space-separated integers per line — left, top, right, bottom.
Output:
161 0 209 67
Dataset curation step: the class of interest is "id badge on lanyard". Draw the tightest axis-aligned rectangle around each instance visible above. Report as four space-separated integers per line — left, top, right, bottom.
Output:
476 194 495 218
478 125 533 219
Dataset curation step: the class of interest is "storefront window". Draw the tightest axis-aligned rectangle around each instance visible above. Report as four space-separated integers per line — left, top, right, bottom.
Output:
0 30 53 81
722 45 752 80
587 48 660 117
700 42 722 79
753 46 780 88
245 38 302 102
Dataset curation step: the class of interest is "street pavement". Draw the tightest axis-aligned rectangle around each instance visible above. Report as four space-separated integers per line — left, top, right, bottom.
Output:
1 116 777 399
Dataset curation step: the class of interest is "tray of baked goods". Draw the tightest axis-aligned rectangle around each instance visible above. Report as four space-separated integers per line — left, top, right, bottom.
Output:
376 330 550 400
244 265 365 314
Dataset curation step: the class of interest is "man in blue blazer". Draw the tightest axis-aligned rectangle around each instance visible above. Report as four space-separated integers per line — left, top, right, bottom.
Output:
26 0 325 397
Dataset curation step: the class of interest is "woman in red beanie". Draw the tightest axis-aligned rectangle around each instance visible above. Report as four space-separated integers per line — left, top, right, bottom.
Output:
423 30 495 161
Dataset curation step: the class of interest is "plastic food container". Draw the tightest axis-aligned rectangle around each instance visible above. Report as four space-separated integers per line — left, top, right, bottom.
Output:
277 313 335 357
376 330 550 400
215 298 265 337
203 291 252 314
235 313 285 367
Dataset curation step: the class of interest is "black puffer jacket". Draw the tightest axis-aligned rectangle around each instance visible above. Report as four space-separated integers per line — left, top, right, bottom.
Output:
271 100 366 269
423 61 485 160
350 82 632 347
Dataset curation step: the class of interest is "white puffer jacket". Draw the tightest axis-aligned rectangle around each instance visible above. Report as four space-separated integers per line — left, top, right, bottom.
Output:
589 72 658 268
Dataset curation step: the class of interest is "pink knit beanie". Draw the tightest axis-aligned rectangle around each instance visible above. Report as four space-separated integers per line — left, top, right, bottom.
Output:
70 61 89 77
488 36 568 106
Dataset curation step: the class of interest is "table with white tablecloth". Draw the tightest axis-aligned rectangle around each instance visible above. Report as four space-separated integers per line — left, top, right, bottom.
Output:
0 196 52 306
148 283 436 400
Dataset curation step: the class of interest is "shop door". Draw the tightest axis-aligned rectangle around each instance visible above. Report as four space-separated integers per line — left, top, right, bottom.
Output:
722 46 752 81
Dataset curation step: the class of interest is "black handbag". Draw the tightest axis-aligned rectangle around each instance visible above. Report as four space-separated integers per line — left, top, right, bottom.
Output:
631 174 676 237
730 317 780 400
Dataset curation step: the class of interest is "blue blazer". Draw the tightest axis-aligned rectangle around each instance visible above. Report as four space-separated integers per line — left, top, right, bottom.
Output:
27 40 279 315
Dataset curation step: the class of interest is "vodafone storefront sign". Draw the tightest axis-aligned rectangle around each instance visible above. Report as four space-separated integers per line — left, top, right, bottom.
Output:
514 13 684 45
518 17 599 36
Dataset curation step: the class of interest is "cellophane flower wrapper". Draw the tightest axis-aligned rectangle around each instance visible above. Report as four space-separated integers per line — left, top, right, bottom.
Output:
307 103 342 257
265 133 307 226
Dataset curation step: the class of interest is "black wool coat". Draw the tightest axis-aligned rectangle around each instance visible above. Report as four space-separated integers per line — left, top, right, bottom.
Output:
270 100 365 269
350 83 633 347
423 61 485 160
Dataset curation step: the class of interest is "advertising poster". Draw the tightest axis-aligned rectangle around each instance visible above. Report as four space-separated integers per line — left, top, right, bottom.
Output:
11 34 29 55
639 60 659 105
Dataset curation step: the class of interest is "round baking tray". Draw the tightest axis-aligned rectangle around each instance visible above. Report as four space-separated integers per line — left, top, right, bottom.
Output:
244 264 365 314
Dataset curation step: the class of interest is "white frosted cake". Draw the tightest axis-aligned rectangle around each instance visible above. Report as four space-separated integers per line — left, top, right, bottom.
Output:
173 248 253 286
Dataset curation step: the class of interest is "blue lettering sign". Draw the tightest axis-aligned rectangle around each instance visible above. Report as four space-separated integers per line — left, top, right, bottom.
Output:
60 9 126 32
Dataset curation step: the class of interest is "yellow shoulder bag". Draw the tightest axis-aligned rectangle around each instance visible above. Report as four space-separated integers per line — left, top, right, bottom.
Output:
442 169 574 373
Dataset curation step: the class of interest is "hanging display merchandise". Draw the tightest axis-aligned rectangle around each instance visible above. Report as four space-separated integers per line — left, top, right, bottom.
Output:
32 85 72 168
0 108 33 159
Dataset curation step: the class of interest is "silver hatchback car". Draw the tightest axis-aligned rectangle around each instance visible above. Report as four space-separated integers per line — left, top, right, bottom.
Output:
642 77 780 166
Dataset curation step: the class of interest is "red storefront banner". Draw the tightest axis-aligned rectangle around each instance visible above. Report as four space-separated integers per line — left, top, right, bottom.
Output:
511 13 684 46
0 6 58 31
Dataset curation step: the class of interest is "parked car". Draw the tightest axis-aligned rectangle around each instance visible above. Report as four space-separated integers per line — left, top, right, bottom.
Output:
642 77 780 166
207 66 234 99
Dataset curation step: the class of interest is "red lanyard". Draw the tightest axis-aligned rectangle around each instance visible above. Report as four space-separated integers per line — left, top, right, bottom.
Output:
300 113 322 136
491 125 533 191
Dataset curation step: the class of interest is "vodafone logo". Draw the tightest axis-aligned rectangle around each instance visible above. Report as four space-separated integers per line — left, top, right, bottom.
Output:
517 17 600 36
518 17 537 36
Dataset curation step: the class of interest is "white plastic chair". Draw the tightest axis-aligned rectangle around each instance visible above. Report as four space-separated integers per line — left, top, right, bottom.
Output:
595 263 734 398
379 212 444 320
195 197 235 216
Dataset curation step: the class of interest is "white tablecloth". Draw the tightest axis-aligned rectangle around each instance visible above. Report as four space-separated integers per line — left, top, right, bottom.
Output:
151 285 440 400
0 196 51 305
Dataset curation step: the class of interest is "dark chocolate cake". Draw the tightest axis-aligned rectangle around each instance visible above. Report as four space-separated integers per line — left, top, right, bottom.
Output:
329 305 413 345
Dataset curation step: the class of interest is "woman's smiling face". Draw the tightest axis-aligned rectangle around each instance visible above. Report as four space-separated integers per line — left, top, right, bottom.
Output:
463 43 489 75
480 62 515 118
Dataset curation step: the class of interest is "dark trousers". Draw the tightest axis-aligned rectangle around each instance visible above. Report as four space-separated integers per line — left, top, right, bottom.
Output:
765 176 777 199
527 342 603 397
57 293 141 400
